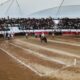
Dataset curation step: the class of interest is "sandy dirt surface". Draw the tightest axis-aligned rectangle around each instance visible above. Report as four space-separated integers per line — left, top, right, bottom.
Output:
0 36 80 80
0 49 51 80
48 35 80 42
20 36 80 56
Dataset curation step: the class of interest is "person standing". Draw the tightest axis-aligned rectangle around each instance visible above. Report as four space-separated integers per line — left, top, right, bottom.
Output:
52 33 55 38
11 33 14 39
7 33 10 40
25 33 28 39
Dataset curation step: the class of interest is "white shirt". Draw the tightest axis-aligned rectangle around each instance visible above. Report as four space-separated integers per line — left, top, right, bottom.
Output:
11 34 14 38
26 33 28 36
41 33 45 37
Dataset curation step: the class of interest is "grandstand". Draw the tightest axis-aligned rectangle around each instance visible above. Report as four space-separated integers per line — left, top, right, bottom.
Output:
0 0 80 80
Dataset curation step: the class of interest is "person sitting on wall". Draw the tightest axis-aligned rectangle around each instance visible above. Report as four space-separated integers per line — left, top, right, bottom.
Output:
7 33 11 40
11 33 14 39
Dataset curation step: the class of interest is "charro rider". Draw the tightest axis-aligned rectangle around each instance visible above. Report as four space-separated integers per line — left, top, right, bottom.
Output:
40 32 47 43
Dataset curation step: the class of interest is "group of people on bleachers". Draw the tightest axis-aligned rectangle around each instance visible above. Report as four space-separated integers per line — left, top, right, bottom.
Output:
0 17 55 30
58 18 80 29
0 17 80 30
0 17 80 42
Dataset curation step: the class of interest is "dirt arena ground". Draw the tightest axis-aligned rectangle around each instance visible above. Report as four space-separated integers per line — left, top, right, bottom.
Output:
0 35 80 80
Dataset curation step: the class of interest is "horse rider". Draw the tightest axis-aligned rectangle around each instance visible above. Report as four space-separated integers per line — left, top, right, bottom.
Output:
40 32 47 43
41 32 45 38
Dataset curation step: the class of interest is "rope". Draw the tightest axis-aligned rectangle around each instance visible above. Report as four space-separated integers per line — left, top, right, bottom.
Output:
56 0 64 18
15 0 23 16
0 0 11 6
5 0 14 14
5 0 22 16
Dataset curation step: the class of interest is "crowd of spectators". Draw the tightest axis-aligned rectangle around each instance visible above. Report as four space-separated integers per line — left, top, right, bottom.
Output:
0 17 80 31
58 18 80 29
0 18 55 30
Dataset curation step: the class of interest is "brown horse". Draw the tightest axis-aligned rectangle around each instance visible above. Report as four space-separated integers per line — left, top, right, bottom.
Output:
39 35 47 43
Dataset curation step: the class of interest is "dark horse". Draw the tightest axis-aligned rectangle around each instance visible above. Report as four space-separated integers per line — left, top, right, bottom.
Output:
39 35 47 43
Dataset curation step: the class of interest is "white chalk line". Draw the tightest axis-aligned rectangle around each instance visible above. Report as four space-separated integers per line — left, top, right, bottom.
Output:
29 37 80 47
13 41 78 65
29 63 56 76
9 42 66 65
0 41 77 77
10 43 77 75
0 48 44 76
48 39 80 47
19 57 55 76
10 40 80 76
0 43 65 77
16 39 80 59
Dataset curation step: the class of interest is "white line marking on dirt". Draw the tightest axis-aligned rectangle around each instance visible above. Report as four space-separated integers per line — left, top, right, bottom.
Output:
29 63 55 76
29 37 80 47
16 39 80 58
18 57 55 76
0 48 44 76
10 42 66 65
48 39 80 47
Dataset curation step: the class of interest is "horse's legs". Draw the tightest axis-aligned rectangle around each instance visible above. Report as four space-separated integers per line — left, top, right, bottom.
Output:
44 37 47 43
40 37 47 43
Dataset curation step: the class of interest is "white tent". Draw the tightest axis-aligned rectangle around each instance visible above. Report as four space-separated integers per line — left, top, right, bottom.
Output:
0 0 80 18
30 5 80 18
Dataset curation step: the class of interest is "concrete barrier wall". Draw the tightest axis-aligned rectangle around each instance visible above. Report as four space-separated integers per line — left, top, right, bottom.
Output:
0 27 80 35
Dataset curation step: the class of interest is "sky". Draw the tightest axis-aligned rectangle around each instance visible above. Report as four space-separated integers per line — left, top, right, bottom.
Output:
0 0 80 17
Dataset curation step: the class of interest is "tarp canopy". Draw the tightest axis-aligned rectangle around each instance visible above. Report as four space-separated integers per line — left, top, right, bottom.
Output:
30 5 80 18
0 0 80 18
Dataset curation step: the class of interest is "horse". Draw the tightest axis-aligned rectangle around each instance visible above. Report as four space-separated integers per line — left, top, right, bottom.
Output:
39 35 47 43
